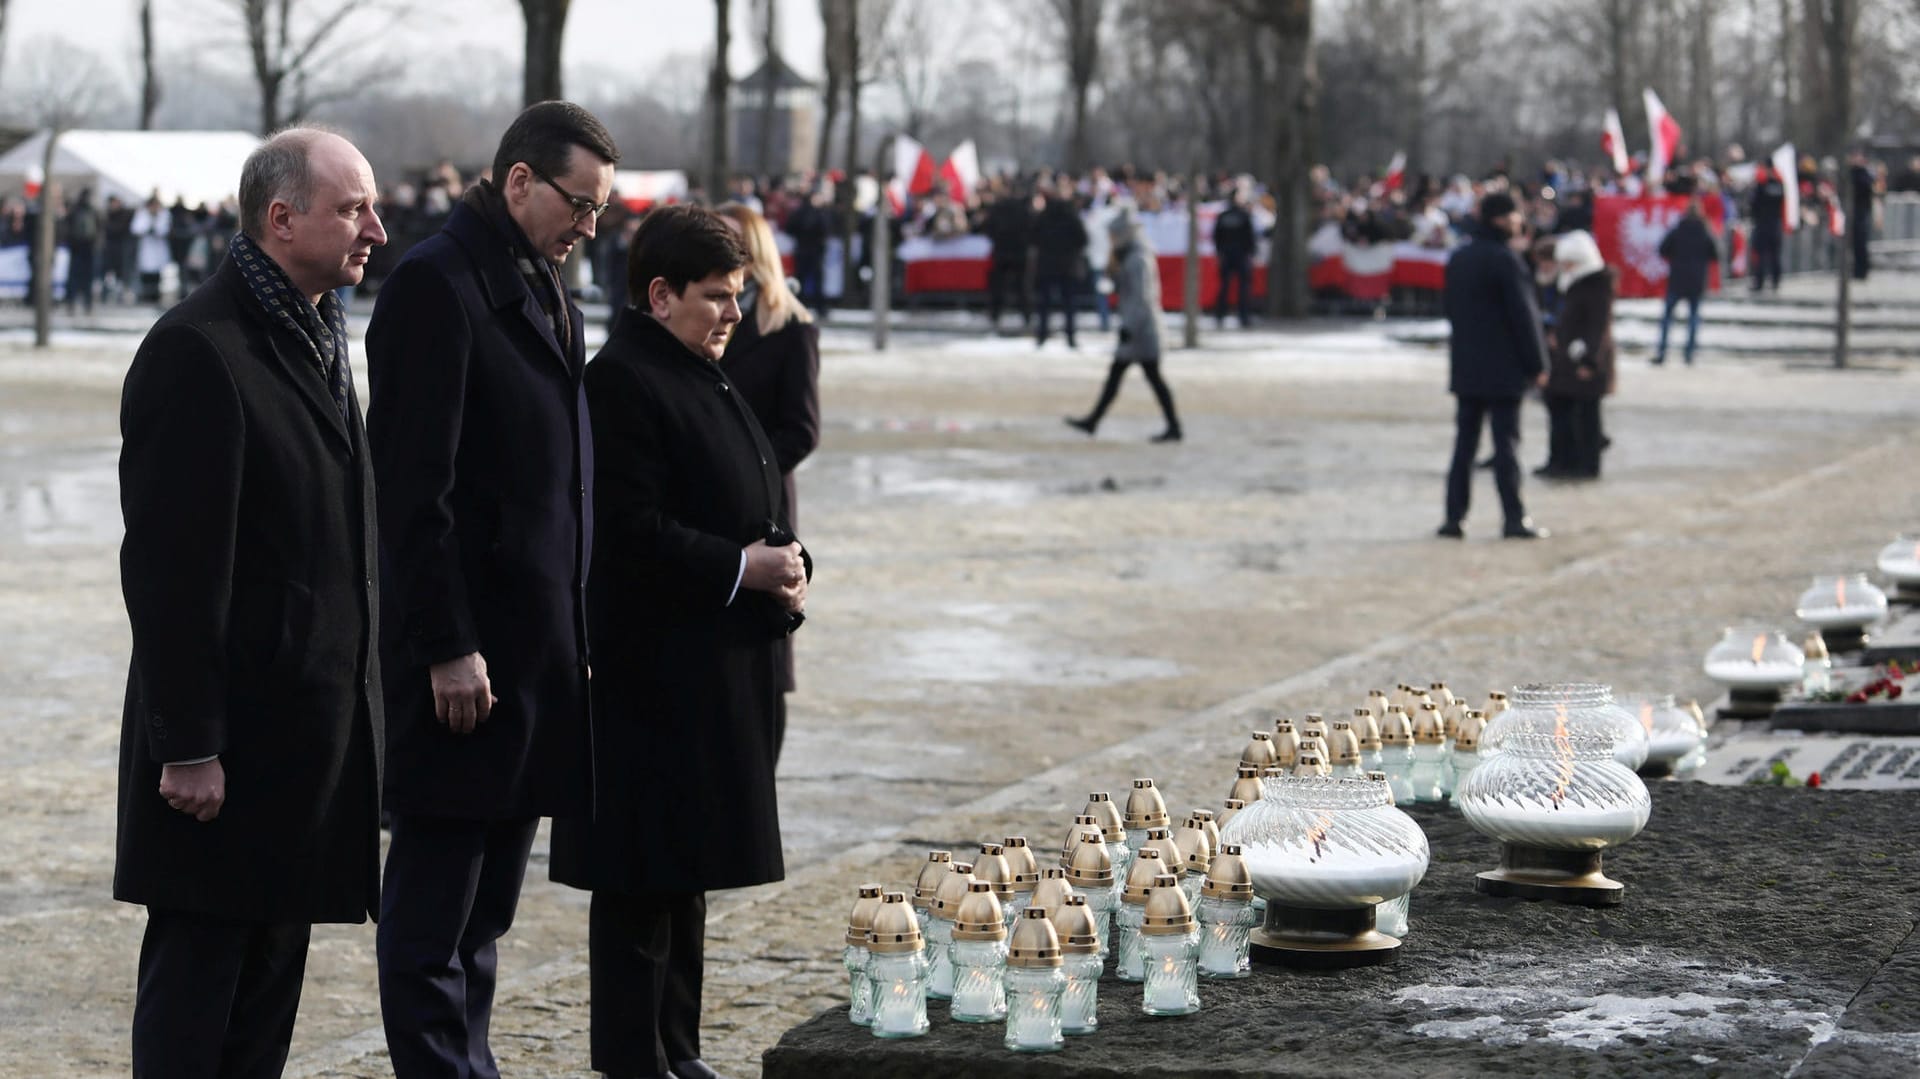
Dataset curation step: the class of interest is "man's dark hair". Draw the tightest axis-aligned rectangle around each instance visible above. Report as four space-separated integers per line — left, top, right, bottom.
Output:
627 205 748 305
491 101 619 185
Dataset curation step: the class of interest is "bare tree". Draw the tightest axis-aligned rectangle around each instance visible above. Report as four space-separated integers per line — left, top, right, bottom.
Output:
18 39 110 347
816 0 847 172
222 0 401 133
1045 0 1104 172
0 0 11 95
837 0 893 293
140 0 162 129
708 0 732 197
1804 0 1860 155
754 0 779 176
1219 0 1315 318
881 1 950 137
519 0 570 105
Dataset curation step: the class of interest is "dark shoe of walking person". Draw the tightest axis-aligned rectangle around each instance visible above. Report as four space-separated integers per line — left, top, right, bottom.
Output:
1151 426 1182 443
1435 521 1465 539
1503 518 1550 539
670 1059 727 1079
1064 415 1097 436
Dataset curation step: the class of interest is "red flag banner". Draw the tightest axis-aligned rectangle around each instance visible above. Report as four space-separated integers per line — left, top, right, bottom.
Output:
1592 195 1723 299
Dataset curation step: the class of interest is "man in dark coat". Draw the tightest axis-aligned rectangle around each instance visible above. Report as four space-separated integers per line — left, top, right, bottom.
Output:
366 101 617 1079
1032 180 1088 348
983 185 1033 329
1848 149 1876 281
784 187 833 312
552 206 807 1079
115 128 386 1078
1212 190 1257 328
1654 196 1720 366
1437 192 1549 540
1746 165 1786 292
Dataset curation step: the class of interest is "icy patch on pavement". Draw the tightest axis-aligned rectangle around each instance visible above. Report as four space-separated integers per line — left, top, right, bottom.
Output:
890 625 1179 687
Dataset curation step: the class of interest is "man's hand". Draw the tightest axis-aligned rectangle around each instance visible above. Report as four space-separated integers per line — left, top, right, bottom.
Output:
1536 371 1550 388
159 758 226 822
773 575 808 614
431 652 495 734
742 539 805 593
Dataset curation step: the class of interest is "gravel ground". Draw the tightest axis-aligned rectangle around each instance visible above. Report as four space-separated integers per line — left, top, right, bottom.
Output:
3 285 1919 1077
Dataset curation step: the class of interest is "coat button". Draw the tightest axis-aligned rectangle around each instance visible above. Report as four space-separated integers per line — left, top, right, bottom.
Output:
717 382 729 393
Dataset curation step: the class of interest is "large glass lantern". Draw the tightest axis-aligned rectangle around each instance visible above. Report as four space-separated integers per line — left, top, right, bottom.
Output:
1703 624 1806 689
1618 693 1706 778
1456 727 1652 906
1877 535 1920 601
1220 772 1430 968
1480 683 1649 771
1795 573 1889 652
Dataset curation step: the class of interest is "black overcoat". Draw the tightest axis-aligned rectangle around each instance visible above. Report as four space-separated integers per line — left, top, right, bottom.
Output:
365 201 595 821
550 314 802 897
1658 216 1720 301
114 255 383 924
1443 222 1548 400
1546 269 1617 401
721 310 820 693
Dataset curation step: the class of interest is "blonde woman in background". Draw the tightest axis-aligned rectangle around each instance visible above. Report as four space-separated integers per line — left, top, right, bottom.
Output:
716 201 821 765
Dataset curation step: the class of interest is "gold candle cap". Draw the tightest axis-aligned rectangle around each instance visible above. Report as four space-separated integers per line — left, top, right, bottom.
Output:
1429 681 1456 708
1241 730 1279 770
1006 906 1064 967
1001 836 1040 891
1380 707 1414 746
1260 764 1286 779
929 861 975 918
1062 815 1102 862
1030 866 1075 915
1124 778 1170 831
1804 631 1830 660
1190 809 1222 860
1202 843 1254 899
1172 821 1212 875
952 880 1008 941
1412 702 1446 744
846 883 885 946
973 843 1016 898
912 850 953 909
867 891 924 953
1047 894 1101 955
1218 798 1247 828
1300 712 1328 741
1353 708 1384 750
1063 830 1115 888
1140 873 1197 935
1328 719 1361 764
1486 690 1510 716
1121 848 1166 904
1228 765 1264 805
1292 743 1331 776
1271 722 1300 767
1273 715 1296 734
1142 827 1185 879
1083 792 1129 842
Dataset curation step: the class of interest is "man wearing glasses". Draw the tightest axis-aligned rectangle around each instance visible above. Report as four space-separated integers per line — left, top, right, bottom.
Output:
365 101 617 1077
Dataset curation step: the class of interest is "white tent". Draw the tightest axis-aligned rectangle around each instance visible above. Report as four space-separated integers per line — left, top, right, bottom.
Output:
0 129 263 208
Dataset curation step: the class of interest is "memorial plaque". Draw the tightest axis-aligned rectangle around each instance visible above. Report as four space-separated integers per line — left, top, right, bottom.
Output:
1861 608 1920 665
1694 733 1920 790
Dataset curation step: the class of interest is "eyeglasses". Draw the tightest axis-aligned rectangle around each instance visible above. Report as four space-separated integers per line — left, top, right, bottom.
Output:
526 164 612 224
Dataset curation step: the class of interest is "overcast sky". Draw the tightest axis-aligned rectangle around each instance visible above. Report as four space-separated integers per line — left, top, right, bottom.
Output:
7 0 828 90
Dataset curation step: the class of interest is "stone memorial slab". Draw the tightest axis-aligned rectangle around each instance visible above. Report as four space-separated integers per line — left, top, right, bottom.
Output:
1765 666 1920 735
763 784 1920 1078
1695 733 1920 789
1861 608 1920 665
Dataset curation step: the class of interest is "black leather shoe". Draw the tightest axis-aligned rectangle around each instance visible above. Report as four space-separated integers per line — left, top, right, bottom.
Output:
1151 428 1183 443
669 1060 725 1079
1503 519 1550 539
1064 415 1096 435
1435 521 1464 539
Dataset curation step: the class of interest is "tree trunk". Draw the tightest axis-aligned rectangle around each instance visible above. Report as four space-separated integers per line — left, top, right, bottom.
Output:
1607 0 1634 144
816 0 842 175
519 0 569 106
1688 0 1716 154
1261 1 1315 320
1812 0 1855 157
1064 0 1099 174
1183 174 1201 349
258 77 281 138
837 0 861 293
1404 0 1428 178
757 0 779 177
139 0 161 130
33 132 59 349
0 0 10 95
709 0 733 199
1777 0 1794 143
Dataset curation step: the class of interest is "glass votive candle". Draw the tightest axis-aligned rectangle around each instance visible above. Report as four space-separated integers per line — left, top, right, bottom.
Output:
1139 873 1201 1017
1196 843 1257 978
948 882 1008 1023
910 850 953 936
1114 846 1166 981
866 891 930 1039
843 883 883 1026
923 859 973 1000
1048 894 1103 1035
1003 908 1066 1053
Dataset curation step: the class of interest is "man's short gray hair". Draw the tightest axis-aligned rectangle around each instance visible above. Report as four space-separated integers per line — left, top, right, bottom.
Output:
238 127 335 239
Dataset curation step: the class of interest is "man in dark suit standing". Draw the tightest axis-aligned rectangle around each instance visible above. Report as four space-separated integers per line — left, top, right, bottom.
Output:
366 101 616 1078
115 128 387 1078
1437 191 1549 541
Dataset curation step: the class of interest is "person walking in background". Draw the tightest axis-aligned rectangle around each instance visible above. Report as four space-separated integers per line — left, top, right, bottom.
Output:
1654 196 1719 366
63 188 100 315
1437 192 1549 540
785 185 834 314
717 200 821 764
1848 148 1876 281
115 128 386 1079
1541 229 1615 480
103 195 134 303
1212 189 1257 328
366 102 616 1079
983 181 1034 331
552 205 806 1079
130 194 171 303
1746 164 1785 293
1065 206 1182 443
1032 178 1088 349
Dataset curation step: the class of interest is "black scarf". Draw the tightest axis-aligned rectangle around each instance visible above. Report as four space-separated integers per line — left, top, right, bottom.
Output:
229 231 350 418
462 181 572 353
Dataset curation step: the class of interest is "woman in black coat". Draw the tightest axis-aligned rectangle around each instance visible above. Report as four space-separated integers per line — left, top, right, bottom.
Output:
717 201 821 763
550 206 808 1079
1541 229 1616 480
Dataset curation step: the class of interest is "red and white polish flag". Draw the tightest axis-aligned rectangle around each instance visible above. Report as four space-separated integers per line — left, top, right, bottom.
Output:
940 140 981 203
1601 108 1630 176
1772 142 1799 232
1642 89 1682 187
885 135 937 215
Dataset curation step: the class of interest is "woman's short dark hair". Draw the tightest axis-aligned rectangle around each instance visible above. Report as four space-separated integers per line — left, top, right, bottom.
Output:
627 205 749 305
491 101 619 184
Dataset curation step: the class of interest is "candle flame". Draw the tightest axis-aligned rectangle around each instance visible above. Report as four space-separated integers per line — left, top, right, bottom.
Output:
1836 577 1848 608
1551 702 1574 808
1162 953 1178 975
1750 634 1767 664
1639 702 1654 733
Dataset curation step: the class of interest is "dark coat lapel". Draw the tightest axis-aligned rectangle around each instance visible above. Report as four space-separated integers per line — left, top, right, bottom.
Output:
445 203 576 374
218 258 352 451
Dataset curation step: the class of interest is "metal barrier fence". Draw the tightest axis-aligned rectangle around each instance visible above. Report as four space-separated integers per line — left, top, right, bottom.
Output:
1784 193 1920 274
